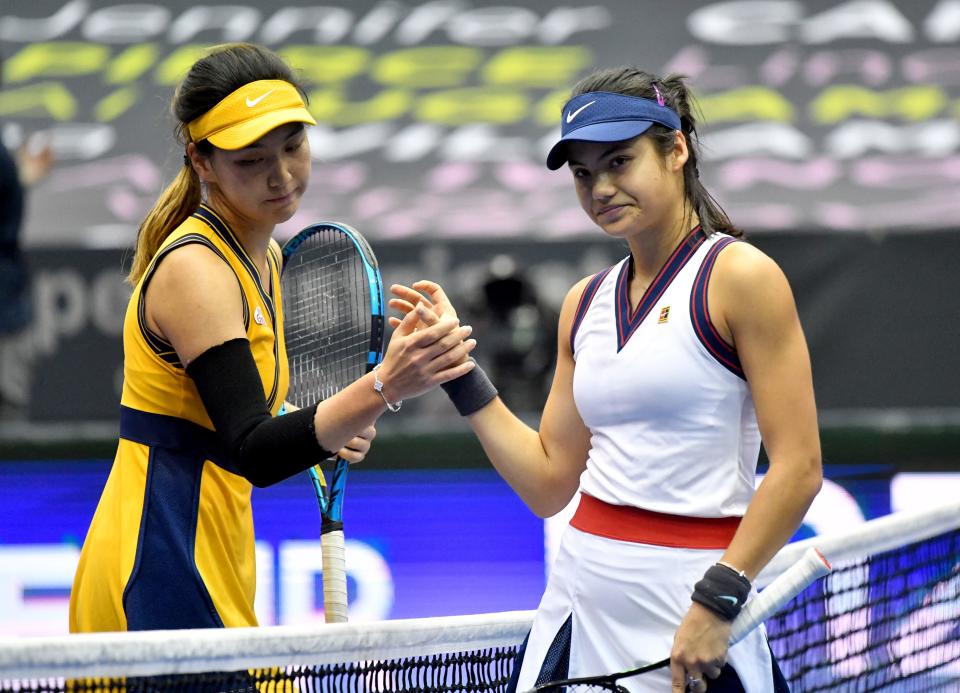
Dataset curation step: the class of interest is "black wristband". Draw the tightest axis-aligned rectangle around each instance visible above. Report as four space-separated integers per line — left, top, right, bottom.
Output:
440 360 498 416
691 563 752 621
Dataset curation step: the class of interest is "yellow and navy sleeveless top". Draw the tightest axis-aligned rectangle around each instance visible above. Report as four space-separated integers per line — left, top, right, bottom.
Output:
69 205 288 632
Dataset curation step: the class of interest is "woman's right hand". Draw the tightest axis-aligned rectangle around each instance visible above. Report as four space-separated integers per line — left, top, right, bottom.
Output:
388 280 460 327
373 303 476 403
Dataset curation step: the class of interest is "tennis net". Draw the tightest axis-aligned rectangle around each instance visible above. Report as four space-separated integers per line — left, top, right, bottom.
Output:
0 501 957 692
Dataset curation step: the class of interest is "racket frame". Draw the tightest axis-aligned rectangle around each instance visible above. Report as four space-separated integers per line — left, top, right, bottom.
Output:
281 222 385 624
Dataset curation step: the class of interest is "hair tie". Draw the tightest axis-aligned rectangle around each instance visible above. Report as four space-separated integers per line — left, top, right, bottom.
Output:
652 83 665 107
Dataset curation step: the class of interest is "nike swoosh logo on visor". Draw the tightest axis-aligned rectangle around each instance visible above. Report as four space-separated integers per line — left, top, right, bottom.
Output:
245 89 275 108
566 100 596 124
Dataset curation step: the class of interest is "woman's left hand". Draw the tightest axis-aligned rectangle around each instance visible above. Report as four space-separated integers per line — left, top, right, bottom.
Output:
336 425 376 464
670 603 732 692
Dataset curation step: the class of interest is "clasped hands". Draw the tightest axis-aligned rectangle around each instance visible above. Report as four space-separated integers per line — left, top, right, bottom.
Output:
371 280 475 406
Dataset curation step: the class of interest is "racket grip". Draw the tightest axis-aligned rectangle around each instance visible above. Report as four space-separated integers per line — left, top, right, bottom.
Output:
730 547 831 644
321 529 349 623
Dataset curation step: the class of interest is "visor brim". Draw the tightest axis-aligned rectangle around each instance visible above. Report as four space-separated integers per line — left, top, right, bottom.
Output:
546 120 656 170
206 106 317 150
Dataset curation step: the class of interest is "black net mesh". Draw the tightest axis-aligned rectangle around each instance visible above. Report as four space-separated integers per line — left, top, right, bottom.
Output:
2 647 519 693
767 527 960 692
2 529 958 693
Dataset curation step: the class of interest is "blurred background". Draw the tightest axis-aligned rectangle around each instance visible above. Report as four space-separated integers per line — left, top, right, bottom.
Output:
1 0 959 636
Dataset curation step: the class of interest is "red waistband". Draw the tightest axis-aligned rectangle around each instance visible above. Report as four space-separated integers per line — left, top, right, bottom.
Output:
569 493 741 549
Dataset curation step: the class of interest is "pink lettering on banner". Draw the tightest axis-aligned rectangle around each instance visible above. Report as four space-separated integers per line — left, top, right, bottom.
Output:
44 155 161 194
854 156 960 187
902 49 960 84
804 50 892 86
718 158 842 191
428 162 480 192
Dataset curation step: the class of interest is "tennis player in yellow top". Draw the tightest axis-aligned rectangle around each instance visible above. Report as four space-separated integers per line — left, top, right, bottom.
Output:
69 43 478 632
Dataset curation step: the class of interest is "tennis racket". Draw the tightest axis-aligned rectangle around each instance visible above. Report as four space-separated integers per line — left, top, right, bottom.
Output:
280 222 385 624
526 547 832 692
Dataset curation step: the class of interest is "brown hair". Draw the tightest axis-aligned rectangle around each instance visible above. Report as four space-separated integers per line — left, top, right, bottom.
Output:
570 67 741 238
127 43 309 283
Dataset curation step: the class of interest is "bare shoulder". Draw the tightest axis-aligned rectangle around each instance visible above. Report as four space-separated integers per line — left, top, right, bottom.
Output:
713 239 792 299
711 240 799 337
144 243 246 363
149 242 239 298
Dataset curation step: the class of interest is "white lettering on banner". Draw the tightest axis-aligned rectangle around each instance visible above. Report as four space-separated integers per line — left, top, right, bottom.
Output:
825 119 960 157
254 542 275 626
802 0 914 44
0 545 79 637
891 473 960 512
925 0 960 42
32 268 131 356
353 2 406 45
0 2 612 46
0 539 394 635
689 0 924 45
701 122 814 159
260 7 354 45
0 0 88 42
48 125 116 162
84 4 170 43
168 6 261 44
446 7 540 46
688 1 802 46
279 540 394 624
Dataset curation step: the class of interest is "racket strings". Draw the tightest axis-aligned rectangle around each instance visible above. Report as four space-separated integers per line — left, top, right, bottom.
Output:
282 230 374 408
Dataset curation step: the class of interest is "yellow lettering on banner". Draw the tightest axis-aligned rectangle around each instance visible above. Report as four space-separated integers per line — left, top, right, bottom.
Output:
696 87 794 123
154 45 210 86
106 44 159 84
278 46 370 84
0 82 77 120
95 87 139 122
307 88 412 125
535 89 574 126
811 85 947 123
373 47 482 88
482 46 591 88
416 88 528 125
3 43 110 83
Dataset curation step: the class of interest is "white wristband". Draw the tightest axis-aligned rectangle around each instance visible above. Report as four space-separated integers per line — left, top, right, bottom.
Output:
372 363 402 413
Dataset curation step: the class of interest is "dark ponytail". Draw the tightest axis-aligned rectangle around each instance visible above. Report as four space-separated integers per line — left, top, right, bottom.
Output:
569 67 741 238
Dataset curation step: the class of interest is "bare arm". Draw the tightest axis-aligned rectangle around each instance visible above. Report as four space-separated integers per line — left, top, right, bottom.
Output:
670 242 822 689
714 243 823 578
391 280 593 518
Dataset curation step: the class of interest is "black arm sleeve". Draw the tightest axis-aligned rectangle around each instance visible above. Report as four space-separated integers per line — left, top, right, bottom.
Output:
186 337 335 487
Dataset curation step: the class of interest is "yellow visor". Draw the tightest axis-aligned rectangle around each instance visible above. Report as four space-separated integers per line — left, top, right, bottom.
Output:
187 79 316 149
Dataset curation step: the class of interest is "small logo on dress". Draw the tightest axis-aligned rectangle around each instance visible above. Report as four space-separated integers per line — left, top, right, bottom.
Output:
658 306 670 323
254 306 265 325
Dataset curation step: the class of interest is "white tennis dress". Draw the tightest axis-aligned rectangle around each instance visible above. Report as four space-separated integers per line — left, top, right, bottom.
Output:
515 228 775 692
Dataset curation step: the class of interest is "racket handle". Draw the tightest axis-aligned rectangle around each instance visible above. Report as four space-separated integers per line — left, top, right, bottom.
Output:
730 547 831 644
321 529 349 623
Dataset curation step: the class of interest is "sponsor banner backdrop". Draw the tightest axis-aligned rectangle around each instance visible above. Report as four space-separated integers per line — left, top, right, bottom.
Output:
4 0 960 246
3 456 955 636
20 229 960 421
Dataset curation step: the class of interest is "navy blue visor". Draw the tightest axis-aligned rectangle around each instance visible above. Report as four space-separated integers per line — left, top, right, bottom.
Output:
546 91 682 170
